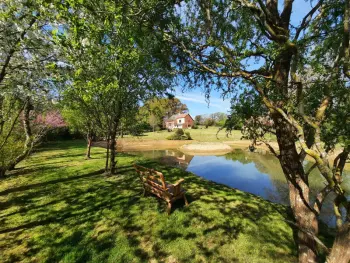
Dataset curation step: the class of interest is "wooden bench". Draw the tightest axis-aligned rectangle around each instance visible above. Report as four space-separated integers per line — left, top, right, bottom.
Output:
133 164 188 214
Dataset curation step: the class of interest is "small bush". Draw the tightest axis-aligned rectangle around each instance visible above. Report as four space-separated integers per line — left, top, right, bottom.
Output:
185 131 192 140
175 128 184 136
166 129 192 140
44 127 83 141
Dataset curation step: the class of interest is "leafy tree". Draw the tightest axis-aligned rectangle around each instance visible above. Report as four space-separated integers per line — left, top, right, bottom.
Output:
57 0 174 174
149 114 159 132
165 96 189 116
61 107 97 159
203 118 215 128
0 0 64 176
210 112 227 123
194 115 202 125
168 0 350 262
210 112 228 126
142 96 189 130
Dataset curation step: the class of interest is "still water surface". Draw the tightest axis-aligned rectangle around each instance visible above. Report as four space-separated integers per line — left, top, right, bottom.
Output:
126 148 350 226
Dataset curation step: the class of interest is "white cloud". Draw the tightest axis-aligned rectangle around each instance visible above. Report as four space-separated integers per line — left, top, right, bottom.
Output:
176 93 230 112
176 95 207 104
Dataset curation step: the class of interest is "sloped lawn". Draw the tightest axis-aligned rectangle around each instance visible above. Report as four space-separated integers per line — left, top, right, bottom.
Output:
0 140 297 263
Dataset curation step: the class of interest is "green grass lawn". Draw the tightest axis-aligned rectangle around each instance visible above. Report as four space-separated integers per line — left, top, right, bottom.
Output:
0 140 297 263
122 127 244 142
122 127 276 142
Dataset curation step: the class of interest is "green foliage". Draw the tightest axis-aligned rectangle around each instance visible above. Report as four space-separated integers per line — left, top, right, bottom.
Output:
195 113 227 127
225 91 266 132
194 115 202 125
0 0 64 172
148 114 159 132
166 128 192 140
0 98 25 169
44 127 82 141
168 0 349 151
204 118 215 128
185 131 192 140
54 0 175 173
61 107 97 136
175 128 185 136
216 119 226 127
140 97 189 131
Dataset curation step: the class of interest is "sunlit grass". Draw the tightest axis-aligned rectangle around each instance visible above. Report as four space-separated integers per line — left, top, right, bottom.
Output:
0 140 296 263
122 127 277 142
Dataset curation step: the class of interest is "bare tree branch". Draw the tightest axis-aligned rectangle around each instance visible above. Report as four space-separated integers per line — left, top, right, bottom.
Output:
294 0 324 40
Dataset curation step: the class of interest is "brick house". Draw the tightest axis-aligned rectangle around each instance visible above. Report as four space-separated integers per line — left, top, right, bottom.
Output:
164 113 194 130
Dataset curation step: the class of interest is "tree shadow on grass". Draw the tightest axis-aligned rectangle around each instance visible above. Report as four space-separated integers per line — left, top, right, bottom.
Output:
0 169 104 196
0 152 298 263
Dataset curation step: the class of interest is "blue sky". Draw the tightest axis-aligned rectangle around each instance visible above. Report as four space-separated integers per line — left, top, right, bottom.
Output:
174 0 312 117
173 86 232 117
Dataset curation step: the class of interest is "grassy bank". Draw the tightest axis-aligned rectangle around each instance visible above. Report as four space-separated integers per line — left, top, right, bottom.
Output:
0 140 297 263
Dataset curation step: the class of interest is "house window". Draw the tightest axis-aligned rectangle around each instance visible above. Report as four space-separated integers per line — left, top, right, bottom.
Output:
178 120 181 123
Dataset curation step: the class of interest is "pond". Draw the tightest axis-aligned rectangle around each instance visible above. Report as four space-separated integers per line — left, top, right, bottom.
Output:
125 148 350 227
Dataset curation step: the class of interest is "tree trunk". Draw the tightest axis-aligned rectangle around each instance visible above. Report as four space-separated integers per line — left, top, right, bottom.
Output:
105 133 110 173
327 223 350 263
109 122 118 175
274 117 318 263
8 99 34 171
288 181 318 263
0 167 6 179
85 132 92 159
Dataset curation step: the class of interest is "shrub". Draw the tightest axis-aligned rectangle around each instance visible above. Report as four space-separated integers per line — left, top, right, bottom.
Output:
44 127 83 141
166 129 192 140
185 131 192 140
175 128 184 136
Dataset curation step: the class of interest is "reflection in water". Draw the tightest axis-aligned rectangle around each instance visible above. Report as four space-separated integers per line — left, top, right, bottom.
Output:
125 148 350 226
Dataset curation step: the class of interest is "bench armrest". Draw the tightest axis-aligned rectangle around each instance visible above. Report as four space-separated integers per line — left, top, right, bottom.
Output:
173 178 185 187
169 179 185 196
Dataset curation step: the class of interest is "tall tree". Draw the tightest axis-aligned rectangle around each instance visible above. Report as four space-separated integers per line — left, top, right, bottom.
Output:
168 0 350 262
0 0 63 176
149 114 159 132
58 0 174 174
194 115 202 125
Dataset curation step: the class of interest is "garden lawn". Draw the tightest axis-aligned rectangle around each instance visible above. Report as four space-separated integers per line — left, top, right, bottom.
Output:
0 140 297 263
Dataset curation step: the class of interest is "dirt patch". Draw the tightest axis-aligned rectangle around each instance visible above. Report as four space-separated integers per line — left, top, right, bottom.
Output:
94 140 195 151
180 142 233 155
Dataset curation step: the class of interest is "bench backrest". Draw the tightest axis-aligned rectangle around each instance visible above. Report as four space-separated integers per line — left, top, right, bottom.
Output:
133 164 167 190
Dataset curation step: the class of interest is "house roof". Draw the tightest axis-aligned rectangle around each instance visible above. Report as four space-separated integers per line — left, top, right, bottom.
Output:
165 113 193 122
